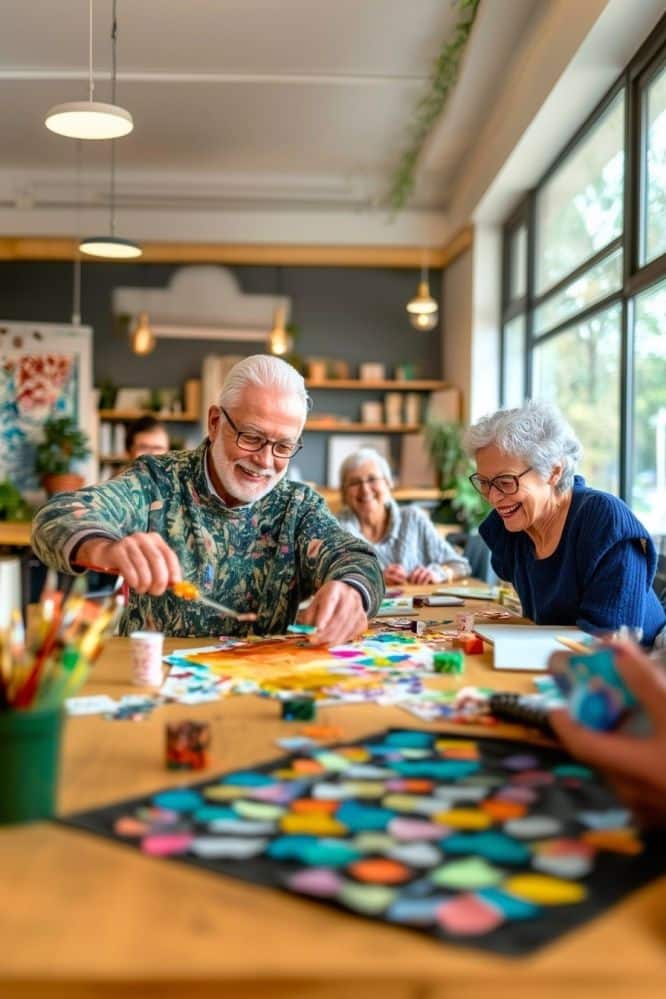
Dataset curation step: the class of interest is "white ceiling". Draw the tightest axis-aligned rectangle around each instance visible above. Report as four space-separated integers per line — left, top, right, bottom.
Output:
0 0 543 242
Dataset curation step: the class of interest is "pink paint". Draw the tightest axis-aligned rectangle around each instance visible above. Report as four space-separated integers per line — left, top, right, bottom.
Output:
287 867 343 897
436 893 505 935
141 833 194 856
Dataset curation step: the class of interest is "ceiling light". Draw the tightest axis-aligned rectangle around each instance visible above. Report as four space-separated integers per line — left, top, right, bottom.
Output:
410 311 438 331
267 305 292 356
130 313 156 355
44 1 133 141
406 279 438 316
79 235 142 259
78 2 141 260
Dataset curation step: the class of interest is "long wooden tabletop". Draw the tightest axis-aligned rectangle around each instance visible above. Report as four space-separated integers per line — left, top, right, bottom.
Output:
1 598 665 999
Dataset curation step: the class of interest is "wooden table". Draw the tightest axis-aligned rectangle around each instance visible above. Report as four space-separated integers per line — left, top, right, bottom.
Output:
2 602 665 999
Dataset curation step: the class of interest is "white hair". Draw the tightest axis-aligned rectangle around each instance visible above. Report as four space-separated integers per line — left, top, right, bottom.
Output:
463 399 583 493
339 448 394 490
219 355 310 428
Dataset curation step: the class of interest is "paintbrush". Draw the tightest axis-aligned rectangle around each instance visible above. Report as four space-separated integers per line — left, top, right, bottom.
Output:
75 564 256 622
556 635 596 654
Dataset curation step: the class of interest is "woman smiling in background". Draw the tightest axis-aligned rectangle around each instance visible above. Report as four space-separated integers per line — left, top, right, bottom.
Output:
463 400 665 646
337 448 470 586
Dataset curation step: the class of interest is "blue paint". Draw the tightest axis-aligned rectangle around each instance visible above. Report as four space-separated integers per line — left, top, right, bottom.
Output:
336 801 396 832
302 839 362 867
152 789 204 812
384 730 435 749
192 805 237 823
442 832 531 865
477 887 541 920
221 771 276 786
552 764 594 779
267 835 319 861
392 760 480 779
387 896 449 925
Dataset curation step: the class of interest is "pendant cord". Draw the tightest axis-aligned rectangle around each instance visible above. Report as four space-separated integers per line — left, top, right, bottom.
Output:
109 0 118 236
88 0 94 102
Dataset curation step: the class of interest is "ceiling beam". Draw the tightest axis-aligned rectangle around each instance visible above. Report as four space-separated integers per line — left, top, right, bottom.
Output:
0 228 472 269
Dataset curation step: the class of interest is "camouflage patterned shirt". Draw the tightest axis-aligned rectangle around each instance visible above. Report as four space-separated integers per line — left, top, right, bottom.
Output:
31 442 384 637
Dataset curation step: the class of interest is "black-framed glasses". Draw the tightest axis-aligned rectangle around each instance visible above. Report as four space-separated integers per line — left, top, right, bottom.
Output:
469 467 533 496
220 407 303 459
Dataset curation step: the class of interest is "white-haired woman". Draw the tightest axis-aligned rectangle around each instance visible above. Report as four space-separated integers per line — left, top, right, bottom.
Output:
463 400 665 646
337 448 470 586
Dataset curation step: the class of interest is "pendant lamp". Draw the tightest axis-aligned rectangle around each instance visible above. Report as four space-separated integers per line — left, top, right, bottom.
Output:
130 313 156 355
79 2 141 259
267 305 292 356
410 311 438 331
45 0 133 140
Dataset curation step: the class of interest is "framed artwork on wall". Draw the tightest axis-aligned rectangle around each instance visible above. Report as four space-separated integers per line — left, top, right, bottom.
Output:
0 322 96 495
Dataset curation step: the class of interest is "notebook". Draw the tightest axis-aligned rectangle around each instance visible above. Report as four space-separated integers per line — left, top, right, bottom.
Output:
473 624 590 672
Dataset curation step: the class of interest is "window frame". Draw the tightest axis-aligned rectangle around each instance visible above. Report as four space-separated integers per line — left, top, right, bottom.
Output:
499 15 666 505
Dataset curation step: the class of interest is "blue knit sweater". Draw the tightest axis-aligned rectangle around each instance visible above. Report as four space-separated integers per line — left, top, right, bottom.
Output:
479 475 665 645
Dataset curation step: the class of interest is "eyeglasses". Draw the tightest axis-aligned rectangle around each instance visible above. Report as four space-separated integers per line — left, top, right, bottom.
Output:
469 467 533 496
220 407 303 459
344 474 385 491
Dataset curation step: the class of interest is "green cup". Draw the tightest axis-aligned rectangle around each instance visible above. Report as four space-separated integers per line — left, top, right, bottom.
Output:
0 707 63 824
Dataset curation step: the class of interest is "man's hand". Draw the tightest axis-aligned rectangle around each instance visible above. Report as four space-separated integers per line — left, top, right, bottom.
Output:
76 533 182 596
297 580 368 646
548 640 666 828
384 563 408 585
408 565 438 585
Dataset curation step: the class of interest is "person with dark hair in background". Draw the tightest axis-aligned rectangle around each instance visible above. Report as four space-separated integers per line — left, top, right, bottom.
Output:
125 416 171 460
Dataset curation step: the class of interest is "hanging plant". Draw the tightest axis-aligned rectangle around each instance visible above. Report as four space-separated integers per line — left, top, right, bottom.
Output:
386 0 481 213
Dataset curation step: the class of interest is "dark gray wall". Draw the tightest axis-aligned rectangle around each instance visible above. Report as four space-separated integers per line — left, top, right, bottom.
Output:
0 261 442 483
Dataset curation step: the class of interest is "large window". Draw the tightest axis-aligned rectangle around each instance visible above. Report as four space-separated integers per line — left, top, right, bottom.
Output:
500 18 666 533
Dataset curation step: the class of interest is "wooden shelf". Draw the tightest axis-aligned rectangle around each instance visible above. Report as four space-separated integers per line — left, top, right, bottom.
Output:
99 455 127 464
99 410 199 422
305 379 448 391
305 421 420 433
0 521 32 546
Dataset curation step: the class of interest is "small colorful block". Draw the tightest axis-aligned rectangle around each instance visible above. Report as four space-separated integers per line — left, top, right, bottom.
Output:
281 695 317 721
433 651 465 675
287 623 317 635
165 720 211 770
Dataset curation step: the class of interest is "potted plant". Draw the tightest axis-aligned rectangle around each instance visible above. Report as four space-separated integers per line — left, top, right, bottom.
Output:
424 420 489 532
35 415 91 495
0 480 33 522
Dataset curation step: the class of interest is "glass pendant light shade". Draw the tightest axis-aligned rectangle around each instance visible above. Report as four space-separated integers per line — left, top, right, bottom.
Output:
410 310 438 331
130 312 156 355
267 305 292 356
45 101 133 140
79 235 142 258
406 279 438 315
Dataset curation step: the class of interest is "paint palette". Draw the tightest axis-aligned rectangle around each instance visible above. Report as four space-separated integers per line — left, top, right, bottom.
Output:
62 730 665 955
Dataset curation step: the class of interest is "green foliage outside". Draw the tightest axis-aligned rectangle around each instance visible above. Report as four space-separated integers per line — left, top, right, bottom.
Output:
34 416 91 477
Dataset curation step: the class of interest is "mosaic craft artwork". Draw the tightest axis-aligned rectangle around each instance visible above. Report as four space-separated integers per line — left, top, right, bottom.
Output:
162 634 434 706
62 729 665 955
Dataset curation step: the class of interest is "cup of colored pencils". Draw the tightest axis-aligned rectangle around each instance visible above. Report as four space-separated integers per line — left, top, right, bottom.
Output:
0 584 122 825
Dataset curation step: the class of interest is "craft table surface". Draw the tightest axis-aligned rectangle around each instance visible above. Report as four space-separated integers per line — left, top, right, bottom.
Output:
1 596 665 999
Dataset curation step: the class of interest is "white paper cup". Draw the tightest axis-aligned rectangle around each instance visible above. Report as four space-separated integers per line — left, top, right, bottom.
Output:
129 630 164 688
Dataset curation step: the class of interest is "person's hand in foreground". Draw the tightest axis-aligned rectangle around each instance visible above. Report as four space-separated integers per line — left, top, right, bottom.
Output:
76 534 182 596
548 639 666 828
384 563 408 585
297 580 368 646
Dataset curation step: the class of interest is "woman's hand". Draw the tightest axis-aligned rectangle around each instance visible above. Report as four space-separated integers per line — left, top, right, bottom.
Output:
408 565 438 585
548 640 666 828
384 563 408 585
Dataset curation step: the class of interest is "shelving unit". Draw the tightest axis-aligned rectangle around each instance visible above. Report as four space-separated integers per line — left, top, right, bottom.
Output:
305 379 449 391
306 421 420 433
99 410 199 422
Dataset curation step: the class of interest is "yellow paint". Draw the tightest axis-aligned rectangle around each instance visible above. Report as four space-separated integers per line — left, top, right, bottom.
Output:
434 809 493 830
503 873 586 905
280 812 347 837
